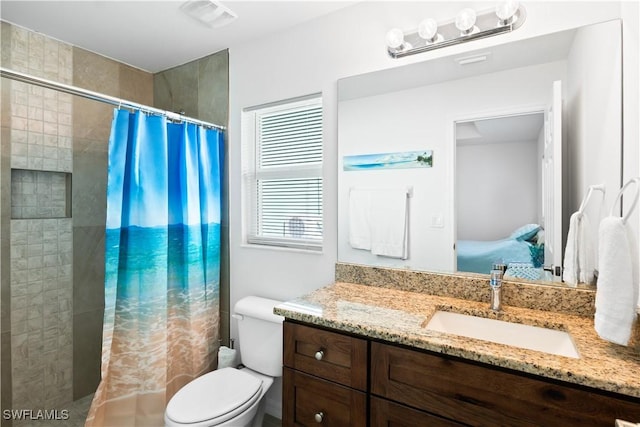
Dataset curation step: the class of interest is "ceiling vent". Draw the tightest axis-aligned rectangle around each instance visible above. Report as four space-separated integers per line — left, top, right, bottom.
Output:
180 0 238 29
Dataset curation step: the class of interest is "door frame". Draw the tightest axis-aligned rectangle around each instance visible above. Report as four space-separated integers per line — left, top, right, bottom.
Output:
448 104 547 272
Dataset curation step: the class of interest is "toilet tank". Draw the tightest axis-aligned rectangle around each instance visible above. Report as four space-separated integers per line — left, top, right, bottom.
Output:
234 296 284 377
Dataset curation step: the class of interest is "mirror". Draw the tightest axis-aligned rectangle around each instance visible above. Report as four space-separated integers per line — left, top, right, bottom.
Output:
337 20 622 288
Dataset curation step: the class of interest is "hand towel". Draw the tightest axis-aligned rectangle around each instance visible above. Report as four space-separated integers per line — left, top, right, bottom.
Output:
594 216 639 345
348 188 372 250
370 189 409 259
562 212 595 286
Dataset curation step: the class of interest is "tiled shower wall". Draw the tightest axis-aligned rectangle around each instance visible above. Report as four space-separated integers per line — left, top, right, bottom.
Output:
1 20 154 419
1 21 228 421
1 21 75 412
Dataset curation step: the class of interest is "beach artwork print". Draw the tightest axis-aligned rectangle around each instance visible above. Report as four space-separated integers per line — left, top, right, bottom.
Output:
343 150 433 171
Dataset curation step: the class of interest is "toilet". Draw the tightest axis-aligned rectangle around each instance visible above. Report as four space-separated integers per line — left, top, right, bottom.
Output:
165 296 284 427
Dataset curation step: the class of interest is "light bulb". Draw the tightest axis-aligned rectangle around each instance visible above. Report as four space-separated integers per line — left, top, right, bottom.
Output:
418 18 438 41
496 0 520 22
455 8 477 34
385 28 405 49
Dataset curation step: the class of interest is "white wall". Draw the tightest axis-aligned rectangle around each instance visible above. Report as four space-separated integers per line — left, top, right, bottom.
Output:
566 20 623 256
457 139 540 241
621 2 640 307
228 1 636 417
337 61 564 272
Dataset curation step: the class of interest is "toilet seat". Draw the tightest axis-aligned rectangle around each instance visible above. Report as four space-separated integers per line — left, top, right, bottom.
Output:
165 367 263 426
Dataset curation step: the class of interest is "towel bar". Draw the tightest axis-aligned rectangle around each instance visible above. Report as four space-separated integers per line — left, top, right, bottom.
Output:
610 177 640 224
578 183 605 214
349 186 413 197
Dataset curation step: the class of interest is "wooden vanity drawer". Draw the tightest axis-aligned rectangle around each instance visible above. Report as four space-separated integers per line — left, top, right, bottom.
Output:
284 321 367 390
371 342 640 427
370 396 463 427
283 367 366 427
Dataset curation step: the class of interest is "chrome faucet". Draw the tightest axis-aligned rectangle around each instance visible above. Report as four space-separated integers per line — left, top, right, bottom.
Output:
489 264 505 312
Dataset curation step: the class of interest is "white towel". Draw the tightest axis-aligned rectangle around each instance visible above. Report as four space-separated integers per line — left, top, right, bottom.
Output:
562 212 595 286
594 216 639 346
348 188 372 250
370 189 409 259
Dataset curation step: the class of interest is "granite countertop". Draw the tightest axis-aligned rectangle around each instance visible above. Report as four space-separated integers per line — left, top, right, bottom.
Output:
274 281 640 399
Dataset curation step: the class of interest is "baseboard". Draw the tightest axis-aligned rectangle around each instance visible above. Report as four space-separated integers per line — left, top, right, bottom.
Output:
265 396 282 420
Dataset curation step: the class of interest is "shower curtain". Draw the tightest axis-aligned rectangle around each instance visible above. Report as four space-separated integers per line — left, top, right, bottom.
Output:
86 109 224 426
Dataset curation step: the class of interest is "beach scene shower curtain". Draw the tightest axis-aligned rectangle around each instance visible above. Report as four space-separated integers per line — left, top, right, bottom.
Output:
86 109 224 426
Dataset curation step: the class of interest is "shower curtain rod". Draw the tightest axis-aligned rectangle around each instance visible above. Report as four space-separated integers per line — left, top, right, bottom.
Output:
0 67 225 131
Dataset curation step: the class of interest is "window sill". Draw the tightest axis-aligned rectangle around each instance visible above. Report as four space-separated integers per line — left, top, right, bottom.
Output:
240 242 324 255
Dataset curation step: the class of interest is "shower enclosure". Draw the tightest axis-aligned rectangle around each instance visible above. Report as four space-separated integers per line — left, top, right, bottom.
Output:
0 21 155 425
1 20 229 426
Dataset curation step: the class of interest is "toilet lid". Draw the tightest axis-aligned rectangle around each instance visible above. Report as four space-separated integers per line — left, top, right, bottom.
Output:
165 367 263 425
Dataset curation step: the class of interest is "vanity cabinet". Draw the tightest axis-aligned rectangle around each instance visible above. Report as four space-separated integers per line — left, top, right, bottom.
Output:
371 342 640 426
283 320 640 427
369 396 462 427
283 322 367 426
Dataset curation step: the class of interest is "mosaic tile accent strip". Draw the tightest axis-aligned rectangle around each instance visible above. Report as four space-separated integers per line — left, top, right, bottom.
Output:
7 24 73 173
10 218 74 409
5 20 76 412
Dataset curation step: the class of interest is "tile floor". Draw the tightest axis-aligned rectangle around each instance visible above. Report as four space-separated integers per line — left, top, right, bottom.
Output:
11 394 92 427
263 414 283 427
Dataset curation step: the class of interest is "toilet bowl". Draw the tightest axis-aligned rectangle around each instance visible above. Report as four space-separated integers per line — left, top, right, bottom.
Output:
164 367 274 427
164 296 283 427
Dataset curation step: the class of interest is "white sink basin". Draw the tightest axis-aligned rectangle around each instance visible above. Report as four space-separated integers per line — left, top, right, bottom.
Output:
425 311 580 359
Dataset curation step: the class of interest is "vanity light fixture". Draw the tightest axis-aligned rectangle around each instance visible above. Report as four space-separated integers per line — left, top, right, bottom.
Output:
386 1 526 59
385 28 411 51
418 18 442 44
496 0 521 25
455 8 478 36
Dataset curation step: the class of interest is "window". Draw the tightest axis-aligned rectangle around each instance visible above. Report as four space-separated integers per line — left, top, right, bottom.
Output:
242 94 323 251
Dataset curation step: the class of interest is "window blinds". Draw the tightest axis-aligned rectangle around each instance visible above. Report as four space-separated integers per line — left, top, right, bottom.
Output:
246 96 323 250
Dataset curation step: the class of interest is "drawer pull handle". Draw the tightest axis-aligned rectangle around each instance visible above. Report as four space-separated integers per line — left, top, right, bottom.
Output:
314 350 324 361
314 411 324 423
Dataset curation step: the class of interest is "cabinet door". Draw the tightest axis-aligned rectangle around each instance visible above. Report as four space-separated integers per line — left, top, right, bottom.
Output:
371 342 640 427
283 368 366 427
284 322 367 390
371 396 463 427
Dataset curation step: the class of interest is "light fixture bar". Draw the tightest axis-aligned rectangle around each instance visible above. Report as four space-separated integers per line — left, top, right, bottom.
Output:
387 3 526 59
390 25 511 59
